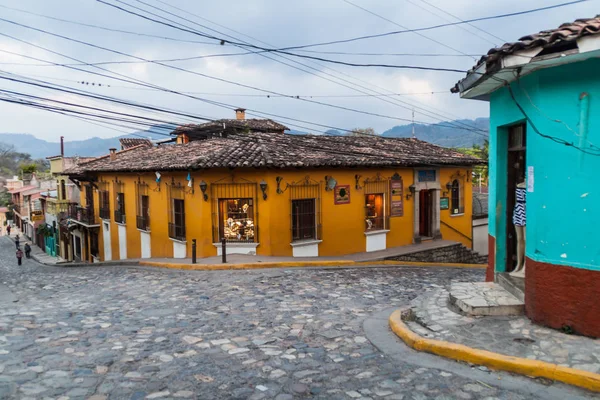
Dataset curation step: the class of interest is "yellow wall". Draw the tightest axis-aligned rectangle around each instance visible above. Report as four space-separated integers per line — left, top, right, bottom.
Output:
83 166 473 261
439 168 473 248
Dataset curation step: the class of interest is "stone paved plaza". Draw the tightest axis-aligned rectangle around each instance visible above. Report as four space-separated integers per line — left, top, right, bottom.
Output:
0 237 595 399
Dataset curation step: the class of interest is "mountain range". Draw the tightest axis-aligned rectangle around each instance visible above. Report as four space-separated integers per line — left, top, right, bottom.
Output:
0 118 488 159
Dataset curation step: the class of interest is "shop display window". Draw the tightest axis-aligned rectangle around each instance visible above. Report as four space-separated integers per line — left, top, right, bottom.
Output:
365 193 384 231
219 198 255 242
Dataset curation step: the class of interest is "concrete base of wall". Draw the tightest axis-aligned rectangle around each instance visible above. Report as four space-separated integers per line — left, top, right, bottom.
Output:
172 240 187 259
214 242 259 256
365 230 388 252
117 224 127 260
387 243 487 264
526 257 600 338
290 240 321 257
140 231 151 259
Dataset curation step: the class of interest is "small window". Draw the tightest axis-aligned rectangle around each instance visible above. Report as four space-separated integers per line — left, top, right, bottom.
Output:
114 192 126 224
292 199 316 241
365 194 385 230
137 195 150 231
219 198 255 242
169 199 186 241
90 232 99 257
451 179 464 215
60 180 66 200
99 190 110 220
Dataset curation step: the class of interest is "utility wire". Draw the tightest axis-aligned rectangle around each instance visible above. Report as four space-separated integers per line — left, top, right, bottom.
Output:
96 0 467 72
125 0 487 133
117 0 488 133
342 0 477 60
418 0 507 43
0 29 485 134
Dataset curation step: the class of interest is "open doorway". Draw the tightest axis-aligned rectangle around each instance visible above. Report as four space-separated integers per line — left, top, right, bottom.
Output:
419 189 434 238
506 124 526 272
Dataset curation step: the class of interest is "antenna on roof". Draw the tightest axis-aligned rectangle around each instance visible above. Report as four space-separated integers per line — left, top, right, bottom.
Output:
411 109 416 139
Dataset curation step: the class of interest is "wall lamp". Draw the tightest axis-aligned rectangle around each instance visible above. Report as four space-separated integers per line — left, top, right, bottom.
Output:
276 176 284 194
406 184 416 200
260 180 268 200
325 176 337 191
199 180 208 201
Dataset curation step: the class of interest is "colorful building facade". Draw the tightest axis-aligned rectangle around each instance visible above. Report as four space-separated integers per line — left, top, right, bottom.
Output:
453 17 600 337
66 118 481 263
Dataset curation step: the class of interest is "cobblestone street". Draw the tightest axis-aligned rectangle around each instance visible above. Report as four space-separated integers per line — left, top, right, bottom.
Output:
0 237 591 400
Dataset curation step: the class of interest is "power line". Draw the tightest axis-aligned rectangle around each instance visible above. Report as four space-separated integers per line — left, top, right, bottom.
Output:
96 0 467 72
418 0 507 43
276 0 589 51
111 0 488 133
0 28 485 134
341 0 477 60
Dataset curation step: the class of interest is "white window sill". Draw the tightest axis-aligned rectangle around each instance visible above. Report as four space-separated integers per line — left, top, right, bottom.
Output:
364 229 390 236
213 242 259 248
116 222 127 227
137 228 151 234
169 238 187 244
290 239 322 247
450 213 465 217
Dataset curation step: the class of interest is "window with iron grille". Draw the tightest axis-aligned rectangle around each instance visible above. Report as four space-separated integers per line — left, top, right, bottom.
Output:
90 231 99 257
98 181 110 220
114 181 125 224
364 176 389 231
289 178 321 242
168 181 186 241
135 181 150 231
211 180 258 243
451 179 465 215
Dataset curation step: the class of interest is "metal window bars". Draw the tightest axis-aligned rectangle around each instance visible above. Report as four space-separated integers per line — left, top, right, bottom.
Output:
113 180 126 224
167 180 186 240
135 180 150 230
289 177 321 242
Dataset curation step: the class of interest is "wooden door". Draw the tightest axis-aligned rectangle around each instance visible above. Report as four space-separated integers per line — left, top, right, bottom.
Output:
419 190 432 237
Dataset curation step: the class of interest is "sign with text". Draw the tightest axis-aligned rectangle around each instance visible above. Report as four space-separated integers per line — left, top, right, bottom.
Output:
390 178 404 217
440 197 449 210
418 170 436 182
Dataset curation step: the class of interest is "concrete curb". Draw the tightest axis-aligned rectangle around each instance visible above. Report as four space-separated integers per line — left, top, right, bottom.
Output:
138 260 487 271
388 309 600 393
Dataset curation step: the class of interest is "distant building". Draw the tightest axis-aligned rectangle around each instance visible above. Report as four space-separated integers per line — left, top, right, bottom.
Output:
453 17 600 337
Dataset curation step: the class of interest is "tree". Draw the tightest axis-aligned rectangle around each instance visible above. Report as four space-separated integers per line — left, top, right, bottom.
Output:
349 127 377 136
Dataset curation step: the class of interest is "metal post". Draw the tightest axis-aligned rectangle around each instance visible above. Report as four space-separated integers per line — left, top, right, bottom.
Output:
191 239 197 264
221 238 227 264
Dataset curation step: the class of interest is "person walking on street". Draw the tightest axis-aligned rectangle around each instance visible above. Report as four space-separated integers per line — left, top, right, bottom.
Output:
6 225 10 236
15 234 20 249
24 243 31 258
16 248 23 266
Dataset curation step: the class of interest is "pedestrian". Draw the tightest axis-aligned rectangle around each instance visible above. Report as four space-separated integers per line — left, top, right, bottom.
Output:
15 234 20 249
16 248 23 266
6 224 10 236
24 243 31 259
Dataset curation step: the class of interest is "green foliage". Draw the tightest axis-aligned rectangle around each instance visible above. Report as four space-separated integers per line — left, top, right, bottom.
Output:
349 127 377 136
37 224 54 238
456 140 489 187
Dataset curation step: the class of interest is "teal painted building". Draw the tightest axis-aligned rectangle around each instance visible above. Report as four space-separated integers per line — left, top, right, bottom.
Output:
453 17 600 338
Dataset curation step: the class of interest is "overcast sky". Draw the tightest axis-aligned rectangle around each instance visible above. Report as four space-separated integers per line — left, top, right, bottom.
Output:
0 0 597 142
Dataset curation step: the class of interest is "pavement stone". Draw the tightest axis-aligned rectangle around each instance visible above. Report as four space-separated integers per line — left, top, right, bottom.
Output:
0 236 546 399
408 287 600 373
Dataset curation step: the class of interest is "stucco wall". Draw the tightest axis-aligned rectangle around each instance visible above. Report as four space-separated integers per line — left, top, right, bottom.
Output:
84 166 473 261
489 58 600 272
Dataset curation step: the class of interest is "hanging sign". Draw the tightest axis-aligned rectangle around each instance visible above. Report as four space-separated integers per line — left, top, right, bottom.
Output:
334 185 350 205
390 176 404 217
527 166 534 193
440 197 449 210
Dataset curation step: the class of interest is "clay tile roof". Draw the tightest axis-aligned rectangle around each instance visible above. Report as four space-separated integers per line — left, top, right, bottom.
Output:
119 138 153 150
8 185 36 194
68 132 483 174
174 118 289 136
452 16 600 92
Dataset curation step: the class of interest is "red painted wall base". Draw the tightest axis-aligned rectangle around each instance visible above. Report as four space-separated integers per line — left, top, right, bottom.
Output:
486 235 495 282
525 258 600 339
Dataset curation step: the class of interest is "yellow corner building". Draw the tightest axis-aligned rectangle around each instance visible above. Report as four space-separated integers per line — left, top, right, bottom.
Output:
65 110 481 262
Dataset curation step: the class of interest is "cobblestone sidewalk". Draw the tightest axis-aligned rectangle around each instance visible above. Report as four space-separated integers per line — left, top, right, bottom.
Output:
407 288 600 373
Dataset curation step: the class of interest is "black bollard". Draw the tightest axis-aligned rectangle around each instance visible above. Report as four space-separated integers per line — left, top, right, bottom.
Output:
192 239 197 264
221 238 227 264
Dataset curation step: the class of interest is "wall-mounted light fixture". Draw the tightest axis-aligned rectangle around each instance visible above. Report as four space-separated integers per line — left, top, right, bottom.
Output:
325 176 337 191
406 184 416 200
276 176 284 194
199 180 208 201
354 174 362 190
260 180 268 200
444 181 452 196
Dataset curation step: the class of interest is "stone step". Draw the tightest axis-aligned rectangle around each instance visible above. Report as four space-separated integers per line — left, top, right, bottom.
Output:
496 273 525 302
449 282 525 316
